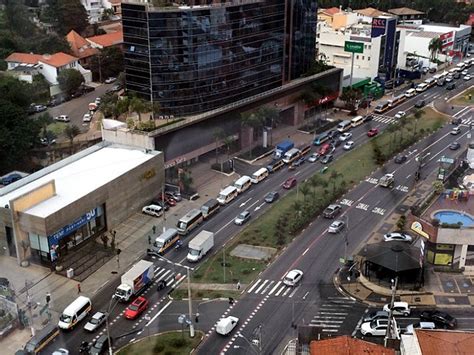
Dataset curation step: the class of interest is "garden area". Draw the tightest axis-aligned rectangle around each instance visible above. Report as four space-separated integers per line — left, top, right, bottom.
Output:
117 331 202 355
189 108 448 287
450 87 474 106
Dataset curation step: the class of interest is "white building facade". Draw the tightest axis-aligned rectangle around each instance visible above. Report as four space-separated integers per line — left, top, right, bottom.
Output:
80 0 112 23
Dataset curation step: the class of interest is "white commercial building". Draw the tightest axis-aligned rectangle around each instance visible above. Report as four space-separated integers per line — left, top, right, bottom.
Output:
80 0 112 23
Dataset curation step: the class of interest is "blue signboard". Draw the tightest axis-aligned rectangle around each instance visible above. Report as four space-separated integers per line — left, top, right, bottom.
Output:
48 208 97 246
371 18 386 38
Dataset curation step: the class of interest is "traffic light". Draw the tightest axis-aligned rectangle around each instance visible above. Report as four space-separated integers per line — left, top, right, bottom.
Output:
116 248 121 255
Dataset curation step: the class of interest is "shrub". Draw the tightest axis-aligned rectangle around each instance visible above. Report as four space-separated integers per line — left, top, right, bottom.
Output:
153 342 165 352
170 337 187 347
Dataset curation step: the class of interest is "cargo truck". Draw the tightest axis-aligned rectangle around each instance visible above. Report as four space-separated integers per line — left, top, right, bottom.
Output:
273 140 294 159
187 231 214 262
114 260 154 302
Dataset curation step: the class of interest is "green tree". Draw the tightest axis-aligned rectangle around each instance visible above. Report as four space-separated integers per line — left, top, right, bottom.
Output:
89 47 124 82
299 183 311 201
57 69 84 96
240 111 264 158
64 124 81 152
5 0 36 38
0 74 33 109
45 0 89 35
340 87 362 113
428 37 443 63
304 58 332 76
128 96 151 121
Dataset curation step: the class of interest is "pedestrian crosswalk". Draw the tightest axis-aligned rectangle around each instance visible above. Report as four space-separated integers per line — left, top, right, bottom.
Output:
309 296 356 333
460 117 473 126
371 114 396 124
246 279 300 298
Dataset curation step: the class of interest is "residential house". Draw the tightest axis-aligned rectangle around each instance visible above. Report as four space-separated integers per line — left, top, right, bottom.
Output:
66 30 99 68
388 7 425 25
354 7 391 23
310 335 396 355
86 30 123 50
80 0 112 23
401 330 474 354
317 7 341 26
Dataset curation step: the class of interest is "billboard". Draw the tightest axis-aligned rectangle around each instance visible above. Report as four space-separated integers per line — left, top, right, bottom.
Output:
344 41 364 53
440 31 455 52
371 18 387 38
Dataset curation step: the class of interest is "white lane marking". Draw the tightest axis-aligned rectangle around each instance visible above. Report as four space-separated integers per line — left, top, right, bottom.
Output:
268 281 282 295
215 218 236 235
255 280 269 294
288 286 300 298
239 198 252 208
321 329 339 332
303 291 309 300
145 300 172 326
311 320 344 324
314 316 346 319
295 171 301 176
254 202 266 211
311 324 340 328
275 285 286 296
282 288 291 297
319 312 348 315
247 199 260 210
247 279 261 293
302 247 310 256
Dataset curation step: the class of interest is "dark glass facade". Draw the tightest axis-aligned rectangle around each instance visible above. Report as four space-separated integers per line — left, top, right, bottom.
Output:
122 0 317 116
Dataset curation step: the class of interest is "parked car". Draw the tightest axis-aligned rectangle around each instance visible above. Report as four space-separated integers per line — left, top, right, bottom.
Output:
367 128 379 137
362 310 389 323
142 204 163 217
451 127 461 135
420 310 457 329
165 191 182 202
339 132 352 142
283 269 303 286
83 113 92 122
84 312 106 332
405 322 436 335
54 115 70 122
449 141 461 150
323 204 342 219
283 177 297 189
360 319 389 336
307 153 319 163
124 296 148 319
321 154 334 164
395 155 407 164
265 191 279 203
105 77 117 84
343 141 355 150
234 210 251 225
394 111 406 119
33 104 47 113
89 334 112 355
81 85 95 93
383 301 410 316
446 82 456 90
1 173 22 185
328 220 345 234
151 199 170 211
383 232 413 242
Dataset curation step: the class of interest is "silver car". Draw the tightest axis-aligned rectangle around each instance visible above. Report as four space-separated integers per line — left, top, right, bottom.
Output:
84 311 106 332
328 220 345 233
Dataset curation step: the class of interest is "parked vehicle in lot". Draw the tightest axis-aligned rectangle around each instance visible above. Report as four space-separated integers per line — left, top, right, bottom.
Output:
383 232 413 242
234 211 251 225
187 230 214 262
383 301 410 316
451 126 461 135
328 220 345 233
54 115 70 122
114 260 154 302
395 155 407 164
124 296 148 319
283 269 303 286
308 153 319 162
89 334 112 355
362 310 389 323
283 176 297 189
449 141 461 150
265 191 279 203
216 316 239 335
343 141 354 150
321 154 334 164
84 312 106 332
361 319 389 336
142 204 163 217
405 322 436 334
420 310 457 329
367 128 378 137
323 204 342 218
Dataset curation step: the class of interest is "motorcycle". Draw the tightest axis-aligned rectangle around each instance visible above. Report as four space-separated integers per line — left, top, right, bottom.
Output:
175 239 183 251
79 341 90 353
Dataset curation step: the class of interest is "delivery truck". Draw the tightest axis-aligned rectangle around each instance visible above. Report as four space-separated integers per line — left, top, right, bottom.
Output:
114 260 154 302
187 230 214 262
273 140 294 159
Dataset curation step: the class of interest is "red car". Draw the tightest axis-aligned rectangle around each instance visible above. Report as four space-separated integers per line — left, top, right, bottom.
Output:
367 128 379 137
283 177 297 189
124 296 148 319
318 143 331 156
158 194 176 206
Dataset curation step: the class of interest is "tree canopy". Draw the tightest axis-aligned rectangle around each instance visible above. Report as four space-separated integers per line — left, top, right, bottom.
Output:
44 0 89 35
89 47 124 82
57 69 84 96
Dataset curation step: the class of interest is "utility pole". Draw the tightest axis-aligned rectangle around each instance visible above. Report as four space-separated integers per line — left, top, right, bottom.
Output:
25 280 35 337
384 277 399 348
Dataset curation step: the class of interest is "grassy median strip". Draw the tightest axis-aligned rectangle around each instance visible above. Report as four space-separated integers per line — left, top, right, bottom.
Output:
186 108 447 290
450 87 474 106
117 331 202 355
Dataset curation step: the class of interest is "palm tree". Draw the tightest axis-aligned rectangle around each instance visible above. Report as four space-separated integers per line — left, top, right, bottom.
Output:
256 106 280 146
64 124 81 154
428 37 443 63
128 96 151 121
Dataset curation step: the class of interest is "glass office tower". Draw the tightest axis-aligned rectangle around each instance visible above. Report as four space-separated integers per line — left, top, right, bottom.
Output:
122 0 317 116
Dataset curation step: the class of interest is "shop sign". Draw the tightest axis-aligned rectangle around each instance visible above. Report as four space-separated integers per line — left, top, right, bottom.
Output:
371 18 387 38
306 92 339 108
165 157 187 169
411 221 430 239
344 41 364 54
48 208 97 245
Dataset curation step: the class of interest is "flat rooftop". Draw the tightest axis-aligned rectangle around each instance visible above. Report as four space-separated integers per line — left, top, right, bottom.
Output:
0 144 158 218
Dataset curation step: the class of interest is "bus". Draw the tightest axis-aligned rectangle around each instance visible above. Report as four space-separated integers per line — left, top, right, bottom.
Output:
233 175 252 194
374 101 390 113
23 323 59 354
217 185 238 205
176 209 203 235
387 95 406 108
201 199 220 219
424 77 437 88
416 83 429 92
58 296 92 330
351 115 364 127
151 228 180 254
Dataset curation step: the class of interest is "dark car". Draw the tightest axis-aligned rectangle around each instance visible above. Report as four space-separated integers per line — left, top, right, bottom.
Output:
331 138 342 147
451 117 462 125
293 156 305 167
429 67 437 73
89 334 112 355
420 310 457 329
327 130 340 140
395 155 407 164
449 141 461 150
446 83 455 90
265 191 279 203
82 85 95 93
2 173 22 185
363 310 389 323
323 204 342 218
157 279 167 291
415 99 426 108
363 114 373 122
321 154 334 164
151 199 170 211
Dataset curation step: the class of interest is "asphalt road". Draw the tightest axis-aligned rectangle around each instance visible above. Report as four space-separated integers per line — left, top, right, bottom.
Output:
43 73 473 353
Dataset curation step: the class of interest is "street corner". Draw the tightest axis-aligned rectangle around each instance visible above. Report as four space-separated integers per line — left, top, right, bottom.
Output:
334 265 376 306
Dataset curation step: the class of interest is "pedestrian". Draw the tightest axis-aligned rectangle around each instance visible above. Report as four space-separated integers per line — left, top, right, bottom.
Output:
77 283 81 294
46 293 51 304
152 225 156 235
148 235 151 245
237 281 241 290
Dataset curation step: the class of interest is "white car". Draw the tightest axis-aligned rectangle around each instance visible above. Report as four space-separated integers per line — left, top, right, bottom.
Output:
328 220 345 233
234 210 251 225
339 132 352 141
394 111 406 119
383 301 411 316
52 349 69 355
343 141 354 150
451 126 461 135
283 269 303 286
405 321 436 335
360 319 389 336
462 69 468 75
445 75 453 82
383 232 413 242
142 204 163 217
84 311 106 332
95 97 101 105
105 77 117 84
83 113 92 122
216 316 239 335
464 74 471 81
54 115 70 122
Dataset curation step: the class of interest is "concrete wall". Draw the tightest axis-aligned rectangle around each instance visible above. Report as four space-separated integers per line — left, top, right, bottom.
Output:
102 127 155 150
437 227 474 245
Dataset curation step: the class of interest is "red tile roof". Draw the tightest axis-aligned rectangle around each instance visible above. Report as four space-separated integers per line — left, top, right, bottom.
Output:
66 30 99 59
320 7 341 16
416 330 474 354
86 30 123 48
5 52 78 68
310 336 396 355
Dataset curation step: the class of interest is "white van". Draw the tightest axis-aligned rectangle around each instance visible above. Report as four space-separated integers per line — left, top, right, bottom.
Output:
217 185 238 205
216 316 239 335
415 83 428 92
251 167 269 184
233 175 252 194
58 296 92 330
405 88 416 98
337 120 352 133
282 148 301 164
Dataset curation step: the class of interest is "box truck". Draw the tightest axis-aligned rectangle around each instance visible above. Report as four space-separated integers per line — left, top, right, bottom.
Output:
114 260 154 302
187 231 214 262
273 140 294 159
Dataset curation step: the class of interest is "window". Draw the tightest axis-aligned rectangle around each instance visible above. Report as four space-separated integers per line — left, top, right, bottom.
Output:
368 57 371 61
362 56 365 60
356 55 359 59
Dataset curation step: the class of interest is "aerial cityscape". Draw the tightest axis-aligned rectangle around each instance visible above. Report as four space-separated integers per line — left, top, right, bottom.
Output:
1 0 474 354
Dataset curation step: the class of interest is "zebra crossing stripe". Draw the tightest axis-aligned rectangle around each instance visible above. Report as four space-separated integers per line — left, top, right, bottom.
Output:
268 281 281 295
282 288 291 297
158 270 172 280
322 329 339 332
288 286 300 298
313 316 346 319
275 285 286 296
311 320 344 324
261 281 274 294
319 312 348 316
155 268 166 276
310 323 340 328
247 279 261 293
255 280 269 294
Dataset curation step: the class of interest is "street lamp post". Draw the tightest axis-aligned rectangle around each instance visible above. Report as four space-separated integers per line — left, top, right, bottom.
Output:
106 297 119 355
384 277 399 347
342 214 349 262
